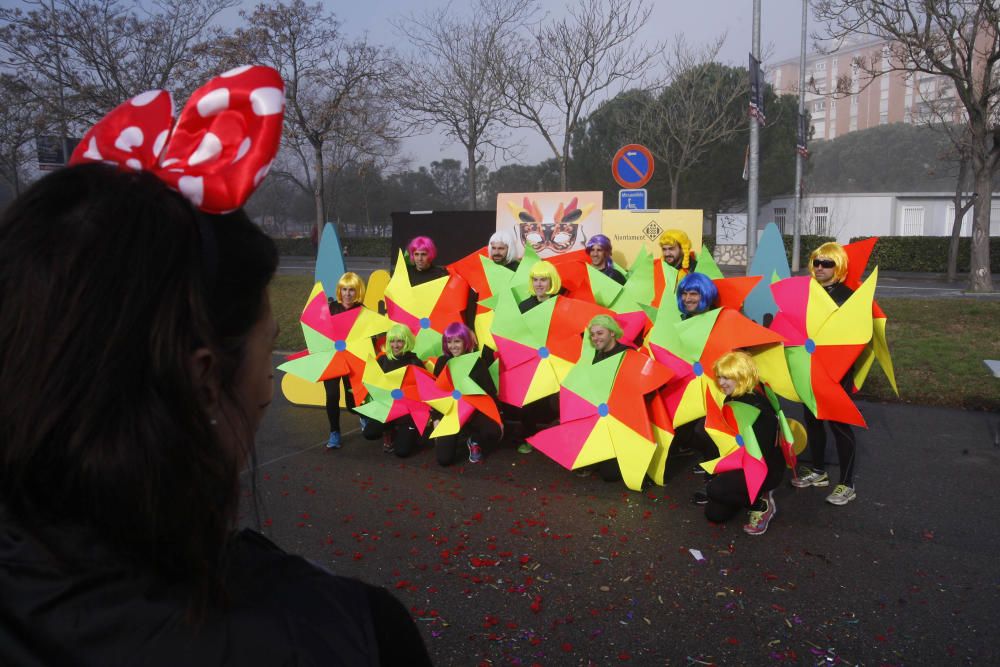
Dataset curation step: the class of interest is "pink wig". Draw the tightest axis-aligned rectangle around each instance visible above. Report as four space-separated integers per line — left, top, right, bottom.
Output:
407 236 437 263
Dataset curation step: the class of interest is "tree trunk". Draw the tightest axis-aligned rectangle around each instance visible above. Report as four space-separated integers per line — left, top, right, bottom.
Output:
312 142 326 248
467 145 478 210
947 157 971 282
969 165 995 293
669 174 680 209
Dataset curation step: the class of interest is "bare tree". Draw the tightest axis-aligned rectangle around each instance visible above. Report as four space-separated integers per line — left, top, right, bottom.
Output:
813 0 999 292
495 0 659 190
0 74 49 194
395 0 534 209
213 0 402 240
0 0 236 131
623 35 748 208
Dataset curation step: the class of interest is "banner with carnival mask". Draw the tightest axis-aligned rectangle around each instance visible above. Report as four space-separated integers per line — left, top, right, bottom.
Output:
496 192 603 258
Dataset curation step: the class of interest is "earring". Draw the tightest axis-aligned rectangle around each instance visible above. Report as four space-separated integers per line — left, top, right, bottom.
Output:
210 417 218 426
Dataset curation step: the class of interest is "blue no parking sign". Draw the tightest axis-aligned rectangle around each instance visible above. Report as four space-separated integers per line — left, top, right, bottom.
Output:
612 144 654 189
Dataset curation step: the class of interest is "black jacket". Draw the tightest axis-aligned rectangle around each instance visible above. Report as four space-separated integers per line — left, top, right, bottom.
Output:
378 351 422 373
0 513 431 667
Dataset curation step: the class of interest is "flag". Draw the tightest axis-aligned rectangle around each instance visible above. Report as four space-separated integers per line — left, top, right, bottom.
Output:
749 53 766 123
796 112 810 158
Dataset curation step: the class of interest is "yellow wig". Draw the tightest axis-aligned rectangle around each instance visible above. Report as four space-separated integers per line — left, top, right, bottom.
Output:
336 272 366 305
808 242 849 284
529 260 562 295
713 350 759 398
657 229 693 270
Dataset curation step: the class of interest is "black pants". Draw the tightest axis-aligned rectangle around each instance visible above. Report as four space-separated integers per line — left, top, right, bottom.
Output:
433 413 502 466
520 395 559 439
704 471 769 523
323 377 356 433
363 415 424 459
673 419 718 461
802 409 857 487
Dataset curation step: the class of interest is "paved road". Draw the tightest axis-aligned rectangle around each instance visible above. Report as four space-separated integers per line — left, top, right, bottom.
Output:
245 359 1000 665
279 256 1000 300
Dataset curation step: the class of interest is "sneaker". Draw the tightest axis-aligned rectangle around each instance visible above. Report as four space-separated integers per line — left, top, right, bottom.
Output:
517 442 533 454
326 431 341 449
743 492 776 536
359 417 369 431
467 438 483 463
573 468 592 478
671 445 695 458
691 490 708 505
691 464 708 475
790 466 829 488
825 484 857 506
382 432 395 454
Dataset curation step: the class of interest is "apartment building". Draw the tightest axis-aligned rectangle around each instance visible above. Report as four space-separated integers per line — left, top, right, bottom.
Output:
768 37 957 141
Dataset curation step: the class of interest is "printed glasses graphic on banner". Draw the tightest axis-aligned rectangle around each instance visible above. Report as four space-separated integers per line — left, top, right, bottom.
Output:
510 196 594 253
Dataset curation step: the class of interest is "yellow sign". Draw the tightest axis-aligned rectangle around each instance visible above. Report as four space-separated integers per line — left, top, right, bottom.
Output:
601 209 703 269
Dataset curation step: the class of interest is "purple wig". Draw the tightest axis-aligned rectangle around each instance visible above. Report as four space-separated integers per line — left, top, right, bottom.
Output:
407 236 437 263
442 321 476 354
586 234 613 270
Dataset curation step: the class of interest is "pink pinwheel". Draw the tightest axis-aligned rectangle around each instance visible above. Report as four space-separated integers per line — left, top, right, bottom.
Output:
278 284 390 400
646 304 785 428
414 352 502 438
355 357 433 434
384 252 470 360
768 270 878 426
528 346 672 491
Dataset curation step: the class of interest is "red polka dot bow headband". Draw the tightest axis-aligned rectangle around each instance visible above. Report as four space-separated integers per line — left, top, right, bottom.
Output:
70 65 285 214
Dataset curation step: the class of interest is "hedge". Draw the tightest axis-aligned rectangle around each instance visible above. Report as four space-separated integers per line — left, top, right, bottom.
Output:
271 236 392 257
849 235 1000 273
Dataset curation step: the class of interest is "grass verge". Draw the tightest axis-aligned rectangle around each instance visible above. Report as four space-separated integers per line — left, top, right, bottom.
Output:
270 275 1000 411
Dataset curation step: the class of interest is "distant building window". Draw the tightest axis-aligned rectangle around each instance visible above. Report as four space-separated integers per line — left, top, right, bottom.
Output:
774 207 787 233
813 206 829 235
880 112 889 124
814 100 826 112
815 61 826 71
901 206 925 236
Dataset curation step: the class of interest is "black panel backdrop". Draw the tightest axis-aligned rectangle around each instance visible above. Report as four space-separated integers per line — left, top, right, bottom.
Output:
390 211 497 265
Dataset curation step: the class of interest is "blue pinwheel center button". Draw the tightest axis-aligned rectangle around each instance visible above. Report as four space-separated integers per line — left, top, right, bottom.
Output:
419 317 431 329
334 340 347 351
597 403 609 417
692 361 704 376
736 434 745 446
451 390 462 400
804 338 816 354
390 388 404 400
537 346 550 359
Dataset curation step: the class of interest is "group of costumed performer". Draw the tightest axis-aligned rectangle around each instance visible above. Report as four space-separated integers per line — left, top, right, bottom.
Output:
281 223 895 535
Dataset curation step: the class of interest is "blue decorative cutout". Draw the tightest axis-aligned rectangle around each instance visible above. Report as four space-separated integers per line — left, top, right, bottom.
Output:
538 346 550 359
597 403 609 417
736 434 745 446
334 340 347 351
419 317 431 329
804 338 816 354
451 390 462 400
693 361 704 376
390 388 404 400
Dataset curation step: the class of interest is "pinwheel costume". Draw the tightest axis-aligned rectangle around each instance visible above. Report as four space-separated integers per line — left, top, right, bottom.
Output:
527 338 672 491
422 345 503 466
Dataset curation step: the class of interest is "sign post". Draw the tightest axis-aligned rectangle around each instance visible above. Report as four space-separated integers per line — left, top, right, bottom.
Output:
612 144 654 209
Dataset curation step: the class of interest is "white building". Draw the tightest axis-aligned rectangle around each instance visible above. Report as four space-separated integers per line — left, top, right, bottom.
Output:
759 192 1000 244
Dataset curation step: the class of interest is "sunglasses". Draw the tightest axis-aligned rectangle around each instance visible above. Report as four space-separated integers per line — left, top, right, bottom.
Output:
813 259 836 269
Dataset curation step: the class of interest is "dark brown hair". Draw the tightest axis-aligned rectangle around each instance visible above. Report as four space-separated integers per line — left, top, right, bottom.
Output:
0 163 277 604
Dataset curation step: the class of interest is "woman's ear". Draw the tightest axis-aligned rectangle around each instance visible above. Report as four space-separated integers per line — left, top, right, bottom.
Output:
189 347 221 417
